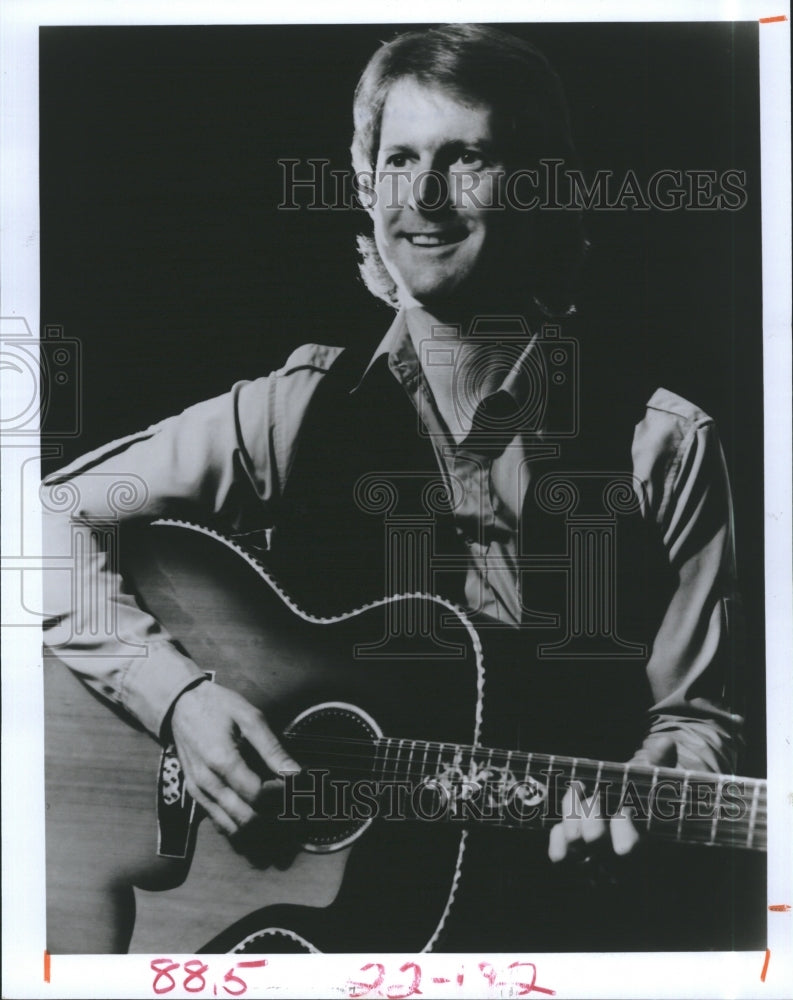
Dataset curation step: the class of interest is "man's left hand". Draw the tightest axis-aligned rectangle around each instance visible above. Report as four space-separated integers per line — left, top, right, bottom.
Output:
547 735 678 864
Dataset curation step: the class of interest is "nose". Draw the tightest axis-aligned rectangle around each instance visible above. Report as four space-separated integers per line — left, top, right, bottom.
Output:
407 167 451 216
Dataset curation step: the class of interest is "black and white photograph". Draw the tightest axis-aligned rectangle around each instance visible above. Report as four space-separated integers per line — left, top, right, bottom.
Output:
1 3 791 998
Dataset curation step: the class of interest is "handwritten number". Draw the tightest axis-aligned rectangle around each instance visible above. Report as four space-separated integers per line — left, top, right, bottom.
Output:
183 960 209 993
478 961 554 996
508 962 556 997
478 962 497 988
222 966 248 997
386 962 423 998
223 957 267 996
151 958 179 995
348 962 386 998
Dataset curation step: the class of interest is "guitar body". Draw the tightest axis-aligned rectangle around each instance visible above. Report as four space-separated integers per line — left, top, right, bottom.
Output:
45 520 768 955
45 521 483 954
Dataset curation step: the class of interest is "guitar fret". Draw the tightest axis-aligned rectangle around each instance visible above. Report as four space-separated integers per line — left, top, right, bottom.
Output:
512 751 532 829
437 743 447 783
385 738 399 781
480 745 493 819
646 766 659 831
709 777 725 845
746 781 760 849
387 738 399 781
406 740 417 785
458 745 470 806
618 761 629 818
676 771 691 841
499 749 513 827
541 754 555 828
374 738 388 781
394 738 404 781
593 760 604 799
358 732 766 855
419 741 430 783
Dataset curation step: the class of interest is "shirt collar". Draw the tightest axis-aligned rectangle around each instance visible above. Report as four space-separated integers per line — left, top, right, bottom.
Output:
354 307 540 446
352 309 413 390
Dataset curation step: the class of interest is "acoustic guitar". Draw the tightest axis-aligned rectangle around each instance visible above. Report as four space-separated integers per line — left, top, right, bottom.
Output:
44 520 767 955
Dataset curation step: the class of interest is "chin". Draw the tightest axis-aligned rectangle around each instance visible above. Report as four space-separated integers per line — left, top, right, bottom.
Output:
401 269 474 305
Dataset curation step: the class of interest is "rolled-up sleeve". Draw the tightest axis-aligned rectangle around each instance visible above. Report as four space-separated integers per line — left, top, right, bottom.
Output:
631 388 744 773
41 343 343 739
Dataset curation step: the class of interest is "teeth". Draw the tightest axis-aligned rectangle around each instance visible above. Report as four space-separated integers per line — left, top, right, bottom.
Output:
409 235 449 246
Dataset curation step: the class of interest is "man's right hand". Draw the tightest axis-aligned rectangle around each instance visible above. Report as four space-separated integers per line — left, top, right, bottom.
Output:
169 681 300 837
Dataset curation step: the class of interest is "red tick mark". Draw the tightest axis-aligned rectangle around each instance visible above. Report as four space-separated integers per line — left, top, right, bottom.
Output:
769 904 791 912
432 978 450 984
761 948 771 982
44 950 50 984
759 14 787 21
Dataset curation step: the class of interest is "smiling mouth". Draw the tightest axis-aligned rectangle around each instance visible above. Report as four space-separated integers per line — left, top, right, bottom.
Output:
405 233 466 247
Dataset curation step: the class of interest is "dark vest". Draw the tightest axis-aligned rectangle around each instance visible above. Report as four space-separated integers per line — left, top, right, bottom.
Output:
260 346 676 763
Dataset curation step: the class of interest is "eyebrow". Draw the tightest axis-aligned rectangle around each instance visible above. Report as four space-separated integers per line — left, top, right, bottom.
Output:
379 138 499 157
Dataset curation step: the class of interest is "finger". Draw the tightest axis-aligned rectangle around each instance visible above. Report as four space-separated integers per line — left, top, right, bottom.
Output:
186 781 240 837
185 763 257 831
565 783 608 845
259 775 292 796
203 799 242 837
579 791 606 845
631 734 678 768
253 775 294 818
224 752 271 807
238 708 300 776
548 819 569 862
609 808 640 856
548 788 582 862
211 785 258 830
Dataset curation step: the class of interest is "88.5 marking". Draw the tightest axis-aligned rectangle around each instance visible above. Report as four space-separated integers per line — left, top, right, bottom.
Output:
150 958 267 996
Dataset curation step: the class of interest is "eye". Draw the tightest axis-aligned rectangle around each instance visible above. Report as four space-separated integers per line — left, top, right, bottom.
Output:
384 152 411 168
454 149 488 170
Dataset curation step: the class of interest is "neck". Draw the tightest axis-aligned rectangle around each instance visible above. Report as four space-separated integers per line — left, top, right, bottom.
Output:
286 728 767 852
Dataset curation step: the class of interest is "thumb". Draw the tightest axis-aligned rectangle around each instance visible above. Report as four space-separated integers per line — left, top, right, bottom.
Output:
631 734 678 769
239 710 301 776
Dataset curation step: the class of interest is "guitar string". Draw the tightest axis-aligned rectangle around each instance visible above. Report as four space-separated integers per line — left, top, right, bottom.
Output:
282 731 765 796
282 737 765 795
271 734 767 842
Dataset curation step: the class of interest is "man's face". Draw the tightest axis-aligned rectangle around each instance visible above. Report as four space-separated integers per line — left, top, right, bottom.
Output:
370 77 506 309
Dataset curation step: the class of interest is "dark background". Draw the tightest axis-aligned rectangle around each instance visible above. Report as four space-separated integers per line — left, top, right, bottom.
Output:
40 21 765 778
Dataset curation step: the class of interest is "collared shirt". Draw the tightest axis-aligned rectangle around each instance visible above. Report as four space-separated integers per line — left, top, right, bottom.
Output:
41 312 743 771
374 309 540 624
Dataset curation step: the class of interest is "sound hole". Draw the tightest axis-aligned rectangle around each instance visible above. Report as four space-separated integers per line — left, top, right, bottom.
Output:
284 703 380 851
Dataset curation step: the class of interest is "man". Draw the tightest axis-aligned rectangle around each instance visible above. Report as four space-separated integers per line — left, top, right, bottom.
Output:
42 24 745 952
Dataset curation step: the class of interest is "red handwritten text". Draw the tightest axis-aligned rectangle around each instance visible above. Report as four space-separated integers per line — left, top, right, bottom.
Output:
150 958 267 996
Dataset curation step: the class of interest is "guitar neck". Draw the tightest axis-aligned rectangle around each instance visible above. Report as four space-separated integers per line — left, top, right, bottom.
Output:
356 737 767 852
